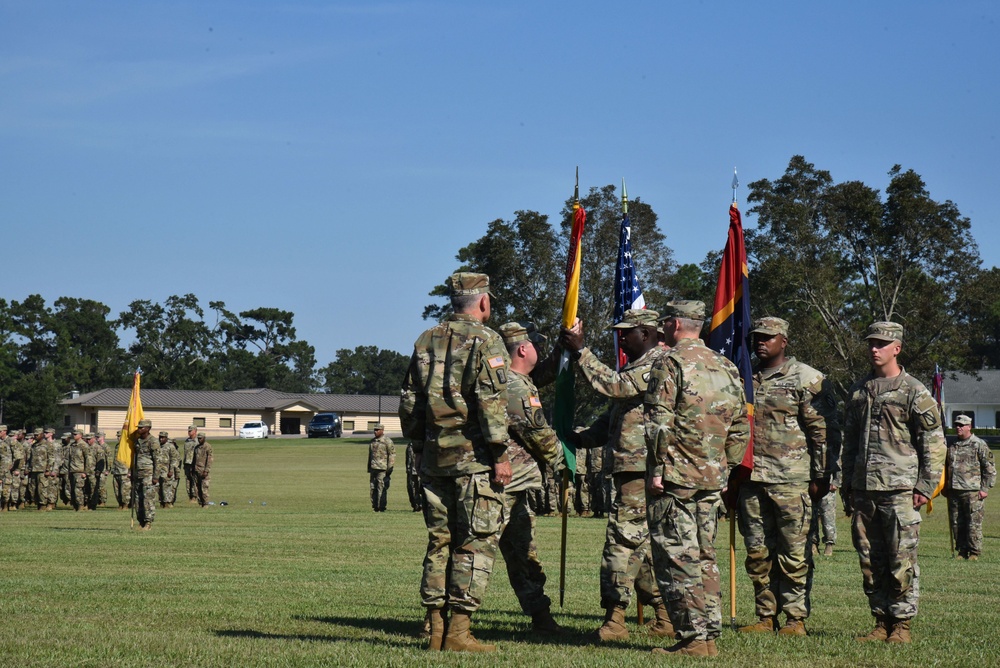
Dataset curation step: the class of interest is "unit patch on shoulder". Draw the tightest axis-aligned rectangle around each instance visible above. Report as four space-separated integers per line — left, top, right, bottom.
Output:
487 356 505 369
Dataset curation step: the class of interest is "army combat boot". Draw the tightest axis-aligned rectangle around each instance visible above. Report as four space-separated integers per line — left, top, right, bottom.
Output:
531 607 566 634
886 618 912 644
426 608 445 650
651 637 711 657
777 618 807 636
595 606 629 642
738 616 777 633
856 615 891 642
418 609 432 640
443 611 495 652
645 600 675 638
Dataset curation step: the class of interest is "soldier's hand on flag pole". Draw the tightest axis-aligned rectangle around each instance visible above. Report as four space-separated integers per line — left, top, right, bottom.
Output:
560 319 584 352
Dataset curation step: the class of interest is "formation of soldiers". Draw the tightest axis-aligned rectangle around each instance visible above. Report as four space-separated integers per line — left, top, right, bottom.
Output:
398 271 976 658
0 422 214 530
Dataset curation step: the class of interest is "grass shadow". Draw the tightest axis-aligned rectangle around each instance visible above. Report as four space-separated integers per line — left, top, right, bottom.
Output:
213 628 412 648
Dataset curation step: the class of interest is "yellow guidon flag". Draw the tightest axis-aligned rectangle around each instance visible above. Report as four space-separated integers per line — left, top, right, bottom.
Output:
116 370 145 469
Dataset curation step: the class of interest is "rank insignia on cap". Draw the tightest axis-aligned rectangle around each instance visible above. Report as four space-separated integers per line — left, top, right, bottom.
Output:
487 356 505 369
529 396 542 408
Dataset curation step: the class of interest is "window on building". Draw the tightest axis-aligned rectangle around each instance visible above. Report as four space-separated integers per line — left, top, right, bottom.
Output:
193 417 206 428
951 411 974 428
90 413 98 427
220 418 232 428
343 420 355 431
64 415 71 427
367 421 379 431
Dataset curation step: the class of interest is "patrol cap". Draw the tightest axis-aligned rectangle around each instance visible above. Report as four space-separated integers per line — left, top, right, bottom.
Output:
609 308 660 329
0 424 6 431
96 431 105 438
750 317 789 338
44 428 55 434
188 425 198 431
116 430 122 437
954 414 973 426
499 321 547 345
61 432 71 439
447 272 493 297
159 431 169 438
865 321 903 343
137 419 152 428
373 423 385 431
73 428 84 436
84 432 94 439
33 428 43 435
660 300 707 321
197 433 206 440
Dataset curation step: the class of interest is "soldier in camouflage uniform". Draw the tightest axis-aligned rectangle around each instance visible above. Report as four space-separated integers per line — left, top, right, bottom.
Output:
367 424 395 512
168 434 181 507
399 272 512 653
843 321 946 644
644 301 751 658
586 441 607 518
561 308 674 642
43 428 61 509
736 317 838 636
945 414 996 560
29 429 51 510
155 431 171 507
9 429 28 509
0 425 11 511
405 442 424 512
59 432 72 505
111 430 132 510
192 433 213 507
133 419 160 529
497 321 565 633
183 425 198 503
92 432 111 508
66 429 92 511
809 431 843 558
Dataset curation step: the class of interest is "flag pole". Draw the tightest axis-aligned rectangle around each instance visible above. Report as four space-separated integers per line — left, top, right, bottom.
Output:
728 167 740 631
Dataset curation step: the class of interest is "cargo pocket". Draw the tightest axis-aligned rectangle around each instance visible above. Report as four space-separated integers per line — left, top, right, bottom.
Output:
461 475 505 538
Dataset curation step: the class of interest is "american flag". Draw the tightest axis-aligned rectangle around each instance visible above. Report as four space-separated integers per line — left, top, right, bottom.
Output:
613 207 645 370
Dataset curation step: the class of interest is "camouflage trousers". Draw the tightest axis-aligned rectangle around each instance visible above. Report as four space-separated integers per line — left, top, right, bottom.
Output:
113 473 132 508
91 472 109 508
575 472 591 514
406 472 424 511
0 475 11 505
737 481 813 620
601 472 661 610
60 473 71 504
369 471 390 511
194 473 211 507
588 470 608 516
158 476 177 505
648 485 723 640
185 465 197 500
851 491 921 620
70 473 88 509
948 491 986 557
808 489 838 547
6 473 24 505
30 473 48 508
420 472 504 614
499 488 551 615
134 473 156 526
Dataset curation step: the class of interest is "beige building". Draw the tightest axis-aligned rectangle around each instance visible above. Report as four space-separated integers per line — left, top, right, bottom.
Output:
60 388 401 439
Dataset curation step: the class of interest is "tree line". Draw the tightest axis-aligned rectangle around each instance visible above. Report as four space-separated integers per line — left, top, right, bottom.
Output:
0 296 409 429
422 155 1000 421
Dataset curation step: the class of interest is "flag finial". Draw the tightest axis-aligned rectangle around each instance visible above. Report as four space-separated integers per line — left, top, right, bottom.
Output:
621 178 628 216
731 168 739 204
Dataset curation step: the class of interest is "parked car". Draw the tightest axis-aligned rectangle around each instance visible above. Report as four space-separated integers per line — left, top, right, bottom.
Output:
239 421 269 439
307 412 343 438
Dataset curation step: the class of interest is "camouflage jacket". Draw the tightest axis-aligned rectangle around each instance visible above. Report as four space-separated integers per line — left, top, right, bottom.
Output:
10 439 25 472
946 435 996 493
576 346 666 474
1 438 12 474
154 440 171 478
168 441 181 475
134 435 160 475
842 369 946 497
183 438 197 466
193 441 213 476
505 369 561 493
644 337 750 491
48 440 63 473
750 357 835 484
92 443 110 475
111 440 129 474
67 441 92 475
59 443 71 474
30 441 50 473
399 313 511 477
367 435 396 472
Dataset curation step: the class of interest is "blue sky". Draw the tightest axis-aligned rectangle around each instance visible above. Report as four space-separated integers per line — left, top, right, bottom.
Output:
2 1 997 365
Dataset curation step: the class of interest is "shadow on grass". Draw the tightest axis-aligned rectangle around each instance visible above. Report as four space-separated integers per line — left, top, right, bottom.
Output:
214 628 409 648
52 526 121 532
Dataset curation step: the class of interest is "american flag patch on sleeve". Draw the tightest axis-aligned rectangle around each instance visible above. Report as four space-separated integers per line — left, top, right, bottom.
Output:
529 396 542 407
487 355 505 369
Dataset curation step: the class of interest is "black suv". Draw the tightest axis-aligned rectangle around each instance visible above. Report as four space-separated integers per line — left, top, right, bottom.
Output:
307 412 343 438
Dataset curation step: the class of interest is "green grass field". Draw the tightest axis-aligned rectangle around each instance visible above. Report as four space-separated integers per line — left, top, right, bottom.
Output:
1 438 997 667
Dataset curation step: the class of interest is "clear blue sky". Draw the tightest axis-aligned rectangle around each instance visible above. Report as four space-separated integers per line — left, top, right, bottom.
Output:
3 1 997 366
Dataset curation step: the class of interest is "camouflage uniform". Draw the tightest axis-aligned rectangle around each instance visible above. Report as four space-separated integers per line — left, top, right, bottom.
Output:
58 435 72 505
405 442 424 511
183 433 198 501
367 431 396 512
738 354 835 623
586 442 608 517
644 332 751 641
809 424 843 552
0 430 12 510
91 434 111 508
946 428 996 558
843 364 945 622
399 276 510 617
111 436 132 509
66 434 92 511
133 428 160 526
9 432 27 508
497 322 564 618
44 431 61 508
168 438 182 504
30 435 51 510
575 341 666 612
192 436 213 507
155 435 180 507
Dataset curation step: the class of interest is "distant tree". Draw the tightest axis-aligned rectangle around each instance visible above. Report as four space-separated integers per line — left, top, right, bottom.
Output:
957 267 1000 370
3 295 62 428
319 346 409 396
50 297 128 392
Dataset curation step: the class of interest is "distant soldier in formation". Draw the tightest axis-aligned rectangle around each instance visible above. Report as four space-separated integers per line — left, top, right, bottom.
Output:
644 300 751 658
92 432 111 508
192 432 213 508
132 419 160 530
59 432 72 506
183 425 198 503
155 431 171 508
574 445 590 517
43 428 61 510
12 429 29 509
167 434 181 507
405 441 423 512
0 425 12 511
111 430 132 510
562 309 674 642
585 442 608 518
842 321 945 644
66 429 92 511
30 428 51 510
367 424 395 512
945 414 996 560
737 317 838 637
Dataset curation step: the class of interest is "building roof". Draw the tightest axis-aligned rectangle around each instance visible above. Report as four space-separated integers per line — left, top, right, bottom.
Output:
942 369 1000 405
62 387 400 414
